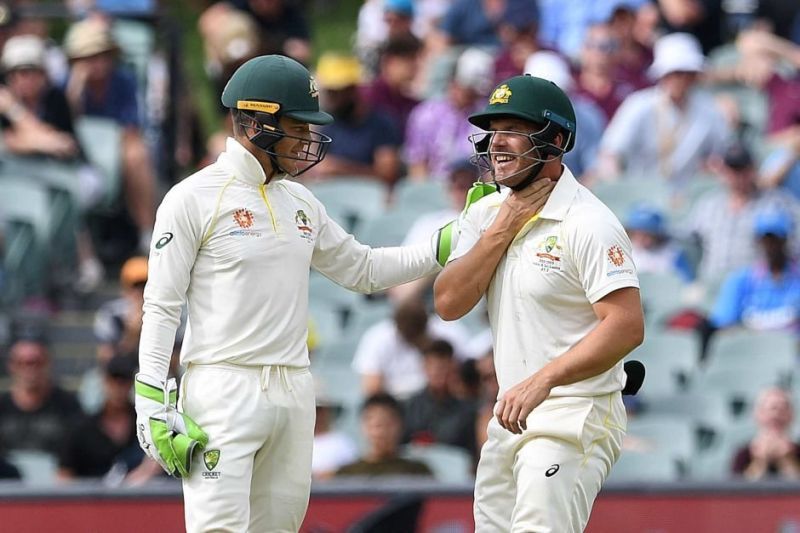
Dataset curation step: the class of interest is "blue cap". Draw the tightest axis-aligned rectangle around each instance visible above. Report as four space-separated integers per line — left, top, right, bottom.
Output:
754 210 792 238
385 0 414 16
625 204 666 235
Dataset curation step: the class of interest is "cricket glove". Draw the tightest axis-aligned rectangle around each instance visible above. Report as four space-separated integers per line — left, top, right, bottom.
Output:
134 373 208 478
432 181 499 266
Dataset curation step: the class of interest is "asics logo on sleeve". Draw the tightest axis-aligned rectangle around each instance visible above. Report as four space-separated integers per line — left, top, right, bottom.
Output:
545 464 560 477
155 232 174 249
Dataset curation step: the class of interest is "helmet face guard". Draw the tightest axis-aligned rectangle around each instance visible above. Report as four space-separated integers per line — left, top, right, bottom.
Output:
236 110 332 177
468 121 571 190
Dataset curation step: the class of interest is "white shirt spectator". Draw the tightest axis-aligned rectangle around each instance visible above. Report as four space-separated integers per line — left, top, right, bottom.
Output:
312 431 358 478
600 86 731 182
352 316 471 400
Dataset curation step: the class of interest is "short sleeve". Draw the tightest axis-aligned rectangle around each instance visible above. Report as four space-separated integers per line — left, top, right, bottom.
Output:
447 204 483 263
567 209 639 304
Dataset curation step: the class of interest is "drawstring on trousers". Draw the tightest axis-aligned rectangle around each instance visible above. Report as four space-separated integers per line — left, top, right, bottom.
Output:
260 366 293 392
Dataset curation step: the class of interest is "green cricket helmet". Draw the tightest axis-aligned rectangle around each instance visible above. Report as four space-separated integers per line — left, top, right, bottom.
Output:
221 55 333 176
467 75 577 189
468 75 576 152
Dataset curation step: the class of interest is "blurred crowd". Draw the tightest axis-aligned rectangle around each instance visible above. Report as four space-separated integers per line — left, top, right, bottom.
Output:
1 0 800 486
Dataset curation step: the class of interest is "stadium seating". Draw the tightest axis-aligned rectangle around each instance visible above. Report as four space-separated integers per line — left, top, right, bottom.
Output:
75 117 123 208
358 209 421 248
401 443 474 484
7 451 58 486
0 181 53 302
591 178 671 220
607 449 681 483
637 271 689 329
309 272 362 311
392 179 450 215
308 178 387 235
628 330 701 397
112 19 156 92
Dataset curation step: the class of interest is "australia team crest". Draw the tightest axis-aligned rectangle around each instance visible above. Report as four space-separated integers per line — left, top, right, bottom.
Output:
295 210 313 242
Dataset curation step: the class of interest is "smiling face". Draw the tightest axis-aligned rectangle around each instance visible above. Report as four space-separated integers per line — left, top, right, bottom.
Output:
487 117 562 187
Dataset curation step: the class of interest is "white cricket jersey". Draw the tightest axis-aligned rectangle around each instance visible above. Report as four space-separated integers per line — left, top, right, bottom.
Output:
139 138 440 380
449 167 639 397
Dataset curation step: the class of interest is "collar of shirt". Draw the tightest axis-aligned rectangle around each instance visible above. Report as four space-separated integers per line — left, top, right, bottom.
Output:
537 165 579 222
217 137 275 187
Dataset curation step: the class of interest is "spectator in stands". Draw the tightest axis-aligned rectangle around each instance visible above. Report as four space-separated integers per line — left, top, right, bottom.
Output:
0 33 106 291
493 0 542 84
392 159 477 302
361 33 422 141
198 4 261 99
625 204 694 281
595 32 731 183
229 0 311 65
336 392 432 478
58 353 160 484
605 0 653 85
655 0 724 54
732 387 800 480
63 17 156 253
95 256 147 361
524 50 607 178
760 134 800 200
574 22 643 121
311 380 358 480
313 53 402 186
352 295 470 400
79 256 148 414
403 339 478 455
682 143 800 281
536 0 638 60
356 0 416 73
405 47 494 181
431 0 506 51
733 29 800 144
710 210 800 332
0 327 82 457
474 350 497 453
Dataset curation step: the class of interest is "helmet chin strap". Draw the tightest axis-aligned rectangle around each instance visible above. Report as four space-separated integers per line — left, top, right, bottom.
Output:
499 159 547 191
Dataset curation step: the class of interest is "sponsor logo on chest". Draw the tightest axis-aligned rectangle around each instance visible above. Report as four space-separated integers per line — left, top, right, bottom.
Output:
230 208 262 237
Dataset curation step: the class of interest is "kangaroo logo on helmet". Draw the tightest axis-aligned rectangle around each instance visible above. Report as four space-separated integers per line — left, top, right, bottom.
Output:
489 84 512 105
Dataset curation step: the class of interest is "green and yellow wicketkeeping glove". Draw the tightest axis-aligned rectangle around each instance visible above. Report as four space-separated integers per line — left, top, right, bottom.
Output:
134 373 208 478
432 182 499 266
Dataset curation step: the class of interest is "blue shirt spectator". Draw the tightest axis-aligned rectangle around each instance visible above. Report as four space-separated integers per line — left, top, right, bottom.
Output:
77 67 140 128
711 210 800 331
439 0 503 46
625 204 694 282
537 0 647 59
322 110 401 167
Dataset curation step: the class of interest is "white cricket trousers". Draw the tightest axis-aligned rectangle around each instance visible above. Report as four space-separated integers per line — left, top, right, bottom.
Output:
179 362 316 533
474 393 626 533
